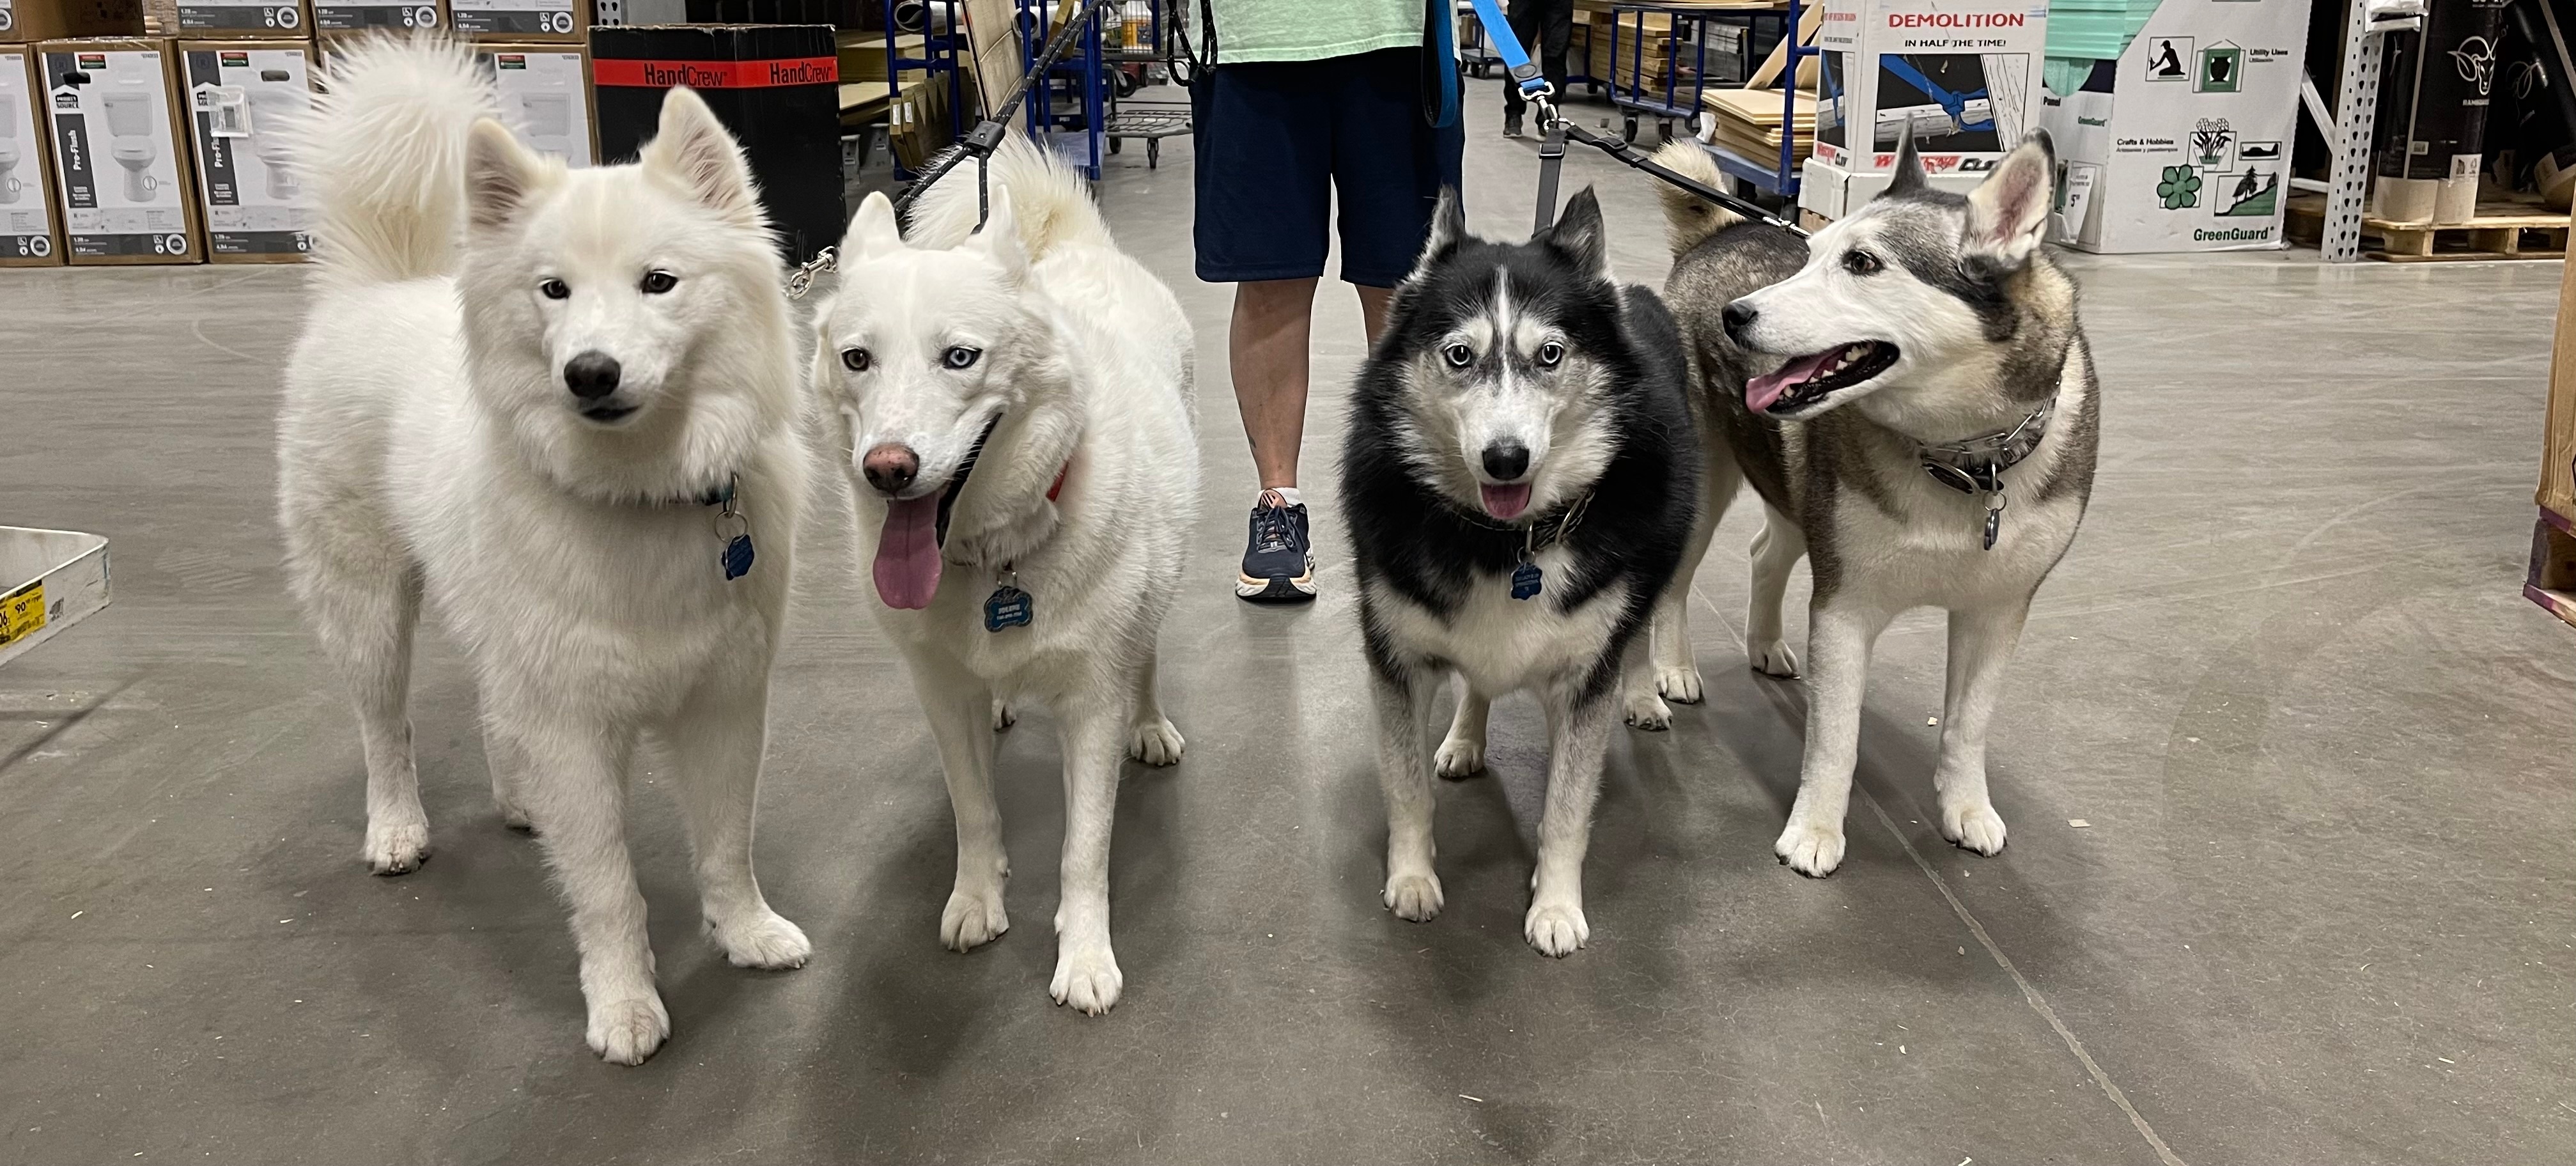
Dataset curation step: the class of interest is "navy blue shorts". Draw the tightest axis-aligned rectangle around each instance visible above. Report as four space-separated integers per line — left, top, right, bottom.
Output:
1190 47 1466 288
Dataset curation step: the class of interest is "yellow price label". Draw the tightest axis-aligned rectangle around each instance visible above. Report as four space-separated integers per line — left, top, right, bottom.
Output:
1 582 45 646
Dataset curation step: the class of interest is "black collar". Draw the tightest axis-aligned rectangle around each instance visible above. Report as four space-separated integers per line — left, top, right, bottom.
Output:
1452 490 1593 554
1917 399 2056 495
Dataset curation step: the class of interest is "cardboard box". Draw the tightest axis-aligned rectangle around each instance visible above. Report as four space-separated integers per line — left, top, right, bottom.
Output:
1810 0 2048 175
311 0 438 35
452 0 580 40
3 0 142 42
175 0 304 35
2037 0 2308 253
589 23 841 263
473 41 591 164
38 37 201 261
0 46 65 263
1797 153 1987 219
178 39 309 260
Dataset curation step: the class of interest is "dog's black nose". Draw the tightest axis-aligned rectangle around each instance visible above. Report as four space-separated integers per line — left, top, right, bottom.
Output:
1482 440 1531 482
1721 300 1757 340
563 352 622 400
862 443 920 494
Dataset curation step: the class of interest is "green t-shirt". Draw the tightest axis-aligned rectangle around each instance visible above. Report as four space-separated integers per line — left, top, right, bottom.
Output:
1207 0 1429 64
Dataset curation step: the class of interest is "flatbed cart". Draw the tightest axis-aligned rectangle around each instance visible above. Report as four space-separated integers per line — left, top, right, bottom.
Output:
0 527 110 669
1663 0 1811 201
1101 0 1190 168
1606 1 1792 144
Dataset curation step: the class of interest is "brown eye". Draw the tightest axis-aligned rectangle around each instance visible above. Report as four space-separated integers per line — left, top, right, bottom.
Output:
539 278 570 299
1842 249 1882 276
841 348 871 371
1536 341 1565 367
1443 343 1474 368
640 270 679 294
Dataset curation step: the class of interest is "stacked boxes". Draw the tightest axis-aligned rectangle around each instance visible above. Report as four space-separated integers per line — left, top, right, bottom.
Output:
473 41 592 165
175 0 307 35
1 45 65 263
37 38 203 262
1801 0 2051 221
179 39 311 259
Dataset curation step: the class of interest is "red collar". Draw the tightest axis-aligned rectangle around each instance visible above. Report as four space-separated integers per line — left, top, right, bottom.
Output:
1046 462 1070 502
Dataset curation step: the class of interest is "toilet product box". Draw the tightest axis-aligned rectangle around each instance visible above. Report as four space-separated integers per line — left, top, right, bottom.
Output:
179 40 309 260
38 37 202 262
473 42 592 164
1 47 65 264
1810 0 2049 175
174 0 306 36
310 0 438 35
2037 0 2309 252
2 0 143 43
453 0 580 40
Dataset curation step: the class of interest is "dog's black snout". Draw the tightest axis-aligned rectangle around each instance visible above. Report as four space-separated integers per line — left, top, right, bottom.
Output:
1721 300 1757 339
1482 440 1531 482
862 443 920 494
563 352 623 400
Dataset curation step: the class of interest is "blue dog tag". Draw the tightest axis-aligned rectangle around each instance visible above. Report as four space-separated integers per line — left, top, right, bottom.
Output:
1510 560 1543 600
722 534 755 580
984 584 1033 632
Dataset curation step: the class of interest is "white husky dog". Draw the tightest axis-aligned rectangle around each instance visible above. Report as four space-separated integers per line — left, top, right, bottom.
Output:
276 38 809 1064
814 139 1197 1014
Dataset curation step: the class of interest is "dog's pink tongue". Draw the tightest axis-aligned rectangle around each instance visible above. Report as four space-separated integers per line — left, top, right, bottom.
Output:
1746 350 1840 413
1480 483 1532 520
873 494 945 610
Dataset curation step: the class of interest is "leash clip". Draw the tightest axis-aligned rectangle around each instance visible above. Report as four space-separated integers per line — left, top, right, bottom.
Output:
785 247 837 300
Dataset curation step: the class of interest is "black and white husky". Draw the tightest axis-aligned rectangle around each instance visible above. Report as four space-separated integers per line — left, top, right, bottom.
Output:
1645 131 2099 877
1340 190 1698 956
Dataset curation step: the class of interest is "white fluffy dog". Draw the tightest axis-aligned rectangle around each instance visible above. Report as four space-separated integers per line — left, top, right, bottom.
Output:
814 140 1197 1014
275 38 809 1064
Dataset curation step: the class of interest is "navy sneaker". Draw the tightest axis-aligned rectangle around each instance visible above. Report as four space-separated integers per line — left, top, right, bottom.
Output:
1237 489 1317 603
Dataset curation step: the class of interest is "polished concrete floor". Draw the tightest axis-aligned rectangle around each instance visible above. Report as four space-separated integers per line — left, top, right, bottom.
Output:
4 81 2574 1165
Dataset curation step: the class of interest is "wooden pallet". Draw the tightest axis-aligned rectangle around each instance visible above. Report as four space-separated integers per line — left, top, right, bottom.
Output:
2289 194 2570 261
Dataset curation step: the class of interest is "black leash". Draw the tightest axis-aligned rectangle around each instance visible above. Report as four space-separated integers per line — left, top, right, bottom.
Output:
1528 95 1808 238
891 0 1119 228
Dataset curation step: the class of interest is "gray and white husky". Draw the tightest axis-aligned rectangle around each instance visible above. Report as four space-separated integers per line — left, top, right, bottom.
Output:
1647 131 2099 876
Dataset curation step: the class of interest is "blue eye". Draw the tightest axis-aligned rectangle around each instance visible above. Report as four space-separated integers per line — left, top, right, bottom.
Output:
944 346 981 369
842 348 871 371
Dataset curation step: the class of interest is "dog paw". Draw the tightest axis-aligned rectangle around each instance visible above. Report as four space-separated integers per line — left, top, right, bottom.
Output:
1625 690 1673 731
1523 901 1590 957
940 883 1011 951
1656 665 1705 704
1774 820 1847 876
1049 942 1124 1015
1942 802 2008 856
991 699 1015 731
706 908 811 970
585 994 671 1066
362 821 430 875
1128 717 1185 766
1433 735 1485 779
1383 871 1445 921
1750 640 1801 678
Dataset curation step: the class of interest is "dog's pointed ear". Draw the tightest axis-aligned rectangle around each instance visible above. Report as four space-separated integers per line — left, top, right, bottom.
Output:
1886 124 1927 198
1406 186 1468 283
971 184 1029 286
841 190 904 260
465 118 544 232
1544 186 1613 281
1962 130 2056 274
641 87 763 226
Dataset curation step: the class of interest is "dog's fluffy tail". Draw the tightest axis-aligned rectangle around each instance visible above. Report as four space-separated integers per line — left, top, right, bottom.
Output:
288 35 502 285
904 134 1113 259
1649 141 1745 257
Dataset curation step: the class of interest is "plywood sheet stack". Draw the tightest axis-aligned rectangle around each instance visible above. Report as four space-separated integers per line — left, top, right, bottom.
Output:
1701 85 1812 164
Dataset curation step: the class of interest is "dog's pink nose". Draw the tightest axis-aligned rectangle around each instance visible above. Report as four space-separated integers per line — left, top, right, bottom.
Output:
862 444 920 494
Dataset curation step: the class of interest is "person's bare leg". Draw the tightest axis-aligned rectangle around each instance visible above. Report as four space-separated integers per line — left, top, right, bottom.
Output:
1230 277 1321 490
1356 284 1394 348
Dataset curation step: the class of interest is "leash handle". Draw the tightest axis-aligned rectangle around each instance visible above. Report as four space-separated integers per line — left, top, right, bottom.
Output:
1462 0 1552 98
